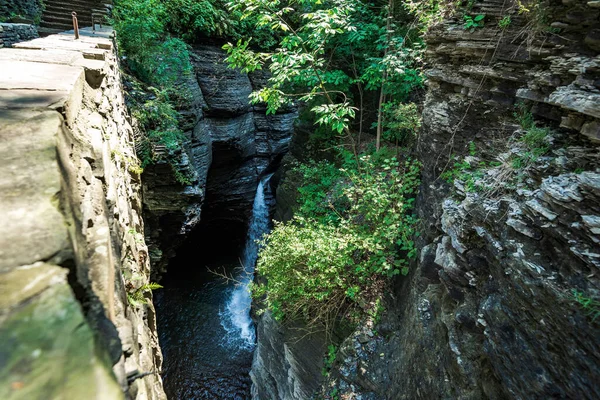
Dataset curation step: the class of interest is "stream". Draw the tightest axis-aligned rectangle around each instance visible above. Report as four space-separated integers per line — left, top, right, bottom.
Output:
154 175 273 399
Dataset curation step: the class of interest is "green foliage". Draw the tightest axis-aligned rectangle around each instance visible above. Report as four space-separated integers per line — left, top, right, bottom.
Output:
127 282 163 306
404 0 454 31
463 14 485 31
162 0 230 40
468 140 477 157
379 102 421 144
294 161 347 224
113 0 196 182
253 153 420 327
111 149 144 176
127 228 145 244
440 142 502 193
313 102 357 134
514 102 535 130
113 0 192 85
223 0 358 133
572 290 600 323
498 15 511 29
322 344 338 376
222 39 265 73
441 155 487 192
1 0 44 24
511 103 551 169
223 0 429 141
129 88 187 167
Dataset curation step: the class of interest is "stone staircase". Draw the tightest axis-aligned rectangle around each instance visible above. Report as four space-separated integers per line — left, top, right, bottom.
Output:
39 0 112 36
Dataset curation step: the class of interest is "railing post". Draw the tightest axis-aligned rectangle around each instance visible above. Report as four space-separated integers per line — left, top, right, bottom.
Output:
72 11 79 39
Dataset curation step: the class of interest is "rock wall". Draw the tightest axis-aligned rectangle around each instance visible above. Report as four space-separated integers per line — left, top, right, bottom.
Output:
0 30 165 399
0 0 43 24
251 0 600 399
142 45 296 276
0 23 37 48
251 311 329 400
324 1 600 399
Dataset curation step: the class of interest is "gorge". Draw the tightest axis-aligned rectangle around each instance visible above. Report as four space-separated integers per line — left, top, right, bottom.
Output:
0 0 599 399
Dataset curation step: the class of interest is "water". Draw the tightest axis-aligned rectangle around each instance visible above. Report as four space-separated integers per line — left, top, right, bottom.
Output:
220 173 273 349
154 174 273 399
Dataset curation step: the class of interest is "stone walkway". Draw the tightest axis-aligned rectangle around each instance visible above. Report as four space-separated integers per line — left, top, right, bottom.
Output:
0 27 124 400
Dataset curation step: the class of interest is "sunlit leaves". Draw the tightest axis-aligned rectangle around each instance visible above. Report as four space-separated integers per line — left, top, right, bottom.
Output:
223 39 265 73
253 153 421 326
312 102 357 134
222 0 359 135
249 87 289 114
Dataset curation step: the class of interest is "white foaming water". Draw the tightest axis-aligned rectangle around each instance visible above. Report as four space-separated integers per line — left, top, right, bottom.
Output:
220 174 273 349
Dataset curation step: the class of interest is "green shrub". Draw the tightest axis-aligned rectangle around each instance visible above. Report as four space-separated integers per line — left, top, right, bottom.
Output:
498 15 511 29
113 0 192 85
511 103 551 169
130 89 187 166
380 102 421 144
322 344 338 376
464 14 485 31
253 154 420 327
572 290 600 323
113 0 194 179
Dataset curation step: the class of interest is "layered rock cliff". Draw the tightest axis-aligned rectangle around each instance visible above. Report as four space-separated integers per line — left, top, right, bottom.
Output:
0 30 165 399
141 45 296 276
251 0 600 398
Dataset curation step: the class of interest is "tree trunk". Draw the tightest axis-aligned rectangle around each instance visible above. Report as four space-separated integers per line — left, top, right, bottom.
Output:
376 0 394 151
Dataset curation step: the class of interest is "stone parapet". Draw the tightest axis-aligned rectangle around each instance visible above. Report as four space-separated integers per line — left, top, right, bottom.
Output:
0 23 38 48
0 27 166 400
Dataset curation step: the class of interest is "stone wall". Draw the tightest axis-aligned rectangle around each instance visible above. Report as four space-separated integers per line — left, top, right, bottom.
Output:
0 30 165 399
0 0 44 24
0 23 37 48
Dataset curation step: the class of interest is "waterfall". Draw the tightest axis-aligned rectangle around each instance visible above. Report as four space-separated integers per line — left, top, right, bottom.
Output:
220 173 273 349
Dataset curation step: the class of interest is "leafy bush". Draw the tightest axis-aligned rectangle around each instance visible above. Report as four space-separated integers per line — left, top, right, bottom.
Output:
511 103 551 169
499 15 511 29
129 88 187 165
223 0 429 145
113 0 192 85
113 0 195 182
380 102 421 144
463 14 485 31
253 154 420 327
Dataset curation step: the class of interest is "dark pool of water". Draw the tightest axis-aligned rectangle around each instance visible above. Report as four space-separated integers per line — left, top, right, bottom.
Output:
154 256 254 400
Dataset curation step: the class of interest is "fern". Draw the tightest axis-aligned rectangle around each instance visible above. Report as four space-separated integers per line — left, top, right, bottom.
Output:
127 282 164 306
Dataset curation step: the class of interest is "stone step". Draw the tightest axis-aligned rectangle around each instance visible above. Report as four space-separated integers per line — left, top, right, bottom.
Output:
45 2 111 14
44 4 110 14
42 15 93 27
45 0 110 8
44 3 109 13
43 10 94 20
37 26 65 36
40 21 76 30
44 6 110 16
40 0 112 30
